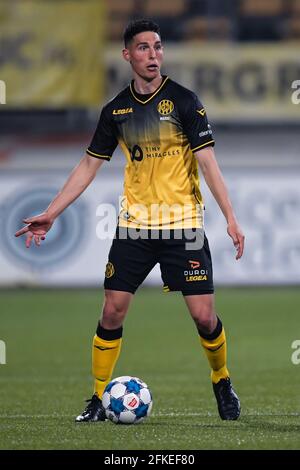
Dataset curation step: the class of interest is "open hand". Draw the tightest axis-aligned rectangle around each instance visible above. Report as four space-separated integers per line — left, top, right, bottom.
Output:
15 212 54 248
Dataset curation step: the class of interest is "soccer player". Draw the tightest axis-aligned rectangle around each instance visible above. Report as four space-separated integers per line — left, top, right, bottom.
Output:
15 19 245 422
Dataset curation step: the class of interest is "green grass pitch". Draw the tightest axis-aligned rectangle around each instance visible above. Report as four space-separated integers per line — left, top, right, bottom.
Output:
0 287 299 450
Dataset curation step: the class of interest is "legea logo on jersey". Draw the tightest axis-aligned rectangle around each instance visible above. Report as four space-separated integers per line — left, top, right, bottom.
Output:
112 107 133 115
157 100 174 115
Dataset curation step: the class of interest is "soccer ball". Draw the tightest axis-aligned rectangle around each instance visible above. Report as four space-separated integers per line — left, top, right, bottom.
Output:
102 375 153 424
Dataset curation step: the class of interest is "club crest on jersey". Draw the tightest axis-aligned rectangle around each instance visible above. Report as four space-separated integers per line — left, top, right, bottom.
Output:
112 107 133 115
157 100 174 115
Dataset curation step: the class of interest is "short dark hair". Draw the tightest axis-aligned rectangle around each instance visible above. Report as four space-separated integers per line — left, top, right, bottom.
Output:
123 19 161 47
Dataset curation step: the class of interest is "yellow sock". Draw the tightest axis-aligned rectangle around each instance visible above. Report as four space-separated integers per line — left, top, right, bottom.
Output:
92 329 122 399
199 319 229 384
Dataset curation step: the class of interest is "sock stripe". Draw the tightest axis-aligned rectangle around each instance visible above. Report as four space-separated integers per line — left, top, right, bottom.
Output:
94 345 118 351
203 341 225 352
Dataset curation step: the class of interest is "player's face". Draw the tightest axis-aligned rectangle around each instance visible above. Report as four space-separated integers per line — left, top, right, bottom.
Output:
123 31 163 81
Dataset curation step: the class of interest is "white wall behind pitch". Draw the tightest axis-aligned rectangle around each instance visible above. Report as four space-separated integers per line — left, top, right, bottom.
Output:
0 167 299 286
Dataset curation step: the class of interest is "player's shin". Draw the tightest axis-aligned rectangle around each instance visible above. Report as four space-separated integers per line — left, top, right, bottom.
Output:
92 325 123 398
198 317 229 383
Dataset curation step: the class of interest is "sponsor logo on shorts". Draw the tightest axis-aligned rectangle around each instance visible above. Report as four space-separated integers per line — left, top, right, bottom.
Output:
105 262 115 278
184 260 208 282
189 260 200 269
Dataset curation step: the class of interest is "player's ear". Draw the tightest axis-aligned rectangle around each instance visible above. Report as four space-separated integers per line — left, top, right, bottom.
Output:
122 48 130 62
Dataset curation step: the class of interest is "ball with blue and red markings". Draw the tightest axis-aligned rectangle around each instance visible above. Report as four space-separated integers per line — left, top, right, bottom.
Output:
102 376 153 424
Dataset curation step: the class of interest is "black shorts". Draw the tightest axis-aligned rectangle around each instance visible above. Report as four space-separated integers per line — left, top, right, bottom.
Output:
103 228 214 296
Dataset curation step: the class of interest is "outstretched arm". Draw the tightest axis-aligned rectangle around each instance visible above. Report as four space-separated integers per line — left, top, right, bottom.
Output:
195 146 245 260
15 153 104 248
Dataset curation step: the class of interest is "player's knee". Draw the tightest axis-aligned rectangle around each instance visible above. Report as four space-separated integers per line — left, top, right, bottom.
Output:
101 299 128 328
192 305 216 334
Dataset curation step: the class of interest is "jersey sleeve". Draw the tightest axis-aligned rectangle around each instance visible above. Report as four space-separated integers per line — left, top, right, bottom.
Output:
86 106 118 161
180 93 215 152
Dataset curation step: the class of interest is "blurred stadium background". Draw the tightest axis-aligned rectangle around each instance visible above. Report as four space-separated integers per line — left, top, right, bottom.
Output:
0 0 300 451
0 0 299 287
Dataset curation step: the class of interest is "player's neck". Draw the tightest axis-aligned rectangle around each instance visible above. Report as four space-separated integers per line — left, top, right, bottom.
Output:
132 74 163 95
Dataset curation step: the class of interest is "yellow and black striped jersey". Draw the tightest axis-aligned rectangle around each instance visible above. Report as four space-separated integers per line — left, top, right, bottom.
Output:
87 76 215 229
